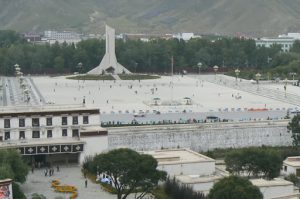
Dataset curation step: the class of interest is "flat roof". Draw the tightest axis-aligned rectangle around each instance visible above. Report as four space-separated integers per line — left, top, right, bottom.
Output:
250 178 293 188
140 148 215 165
283 156 300 167
176 174 222 184
0 104 99 117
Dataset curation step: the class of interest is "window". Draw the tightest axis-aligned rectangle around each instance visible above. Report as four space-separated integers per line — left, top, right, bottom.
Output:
19 131 25 139
32 131 40 138
83 116 89 124
47 130 52 138
62 129 68 137
72 129 79 137
4 119 10 128
19 118 25 127
62 117 68 125
4 132 10 140
72 116 78 125
32 118 40 127
46 117 52 126
284 166 287 171
297 169 300 177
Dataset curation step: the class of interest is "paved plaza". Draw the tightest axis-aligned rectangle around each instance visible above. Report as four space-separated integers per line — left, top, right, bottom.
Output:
29 74 300 122
21 165 137 199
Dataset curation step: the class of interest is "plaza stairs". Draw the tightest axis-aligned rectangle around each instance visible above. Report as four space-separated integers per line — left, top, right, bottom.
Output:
201 75 300 107
112 74 121 80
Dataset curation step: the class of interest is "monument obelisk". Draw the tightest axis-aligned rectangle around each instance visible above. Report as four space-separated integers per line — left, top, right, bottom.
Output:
88 25 131 75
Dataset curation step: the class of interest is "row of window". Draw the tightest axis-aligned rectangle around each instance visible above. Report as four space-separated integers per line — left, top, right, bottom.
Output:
4 116 89 128
3 129 79 140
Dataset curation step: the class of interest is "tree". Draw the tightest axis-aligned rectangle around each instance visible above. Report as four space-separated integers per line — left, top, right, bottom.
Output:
89 148 166 199
225 148 281 179
208 176 263 199
288 114 300 146
0 149 29 183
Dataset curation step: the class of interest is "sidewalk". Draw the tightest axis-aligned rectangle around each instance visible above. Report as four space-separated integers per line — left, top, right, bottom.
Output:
21 165 118 199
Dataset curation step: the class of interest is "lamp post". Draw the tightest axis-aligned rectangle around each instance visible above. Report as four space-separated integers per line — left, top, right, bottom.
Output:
290 72 297 81
284 78 288 98
134 62 138 73
235 68 240 85
213 65 219 80
197 62 202 76
255 73 261 91
77 62 83 74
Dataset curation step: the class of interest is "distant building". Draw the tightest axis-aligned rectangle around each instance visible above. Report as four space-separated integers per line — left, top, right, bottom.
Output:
43 30 82 44
119 33 173 41
23 32 42 42
173 33 201 41
279 33 300 40
255 37 295 52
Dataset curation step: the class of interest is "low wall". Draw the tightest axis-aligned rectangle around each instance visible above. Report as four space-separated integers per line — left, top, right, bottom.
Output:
108 120 292 152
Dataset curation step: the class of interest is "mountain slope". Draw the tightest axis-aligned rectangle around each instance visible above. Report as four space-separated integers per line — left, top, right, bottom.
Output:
1 0 300 36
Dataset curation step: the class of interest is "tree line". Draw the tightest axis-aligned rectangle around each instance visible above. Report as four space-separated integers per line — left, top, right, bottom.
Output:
0 30 300 78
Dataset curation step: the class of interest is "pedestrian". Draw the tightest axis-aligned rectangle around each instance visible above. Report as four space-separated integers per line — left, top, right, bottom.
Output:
85 179 88 188
57 165 59 172
44 169 48 177
31 165 34 173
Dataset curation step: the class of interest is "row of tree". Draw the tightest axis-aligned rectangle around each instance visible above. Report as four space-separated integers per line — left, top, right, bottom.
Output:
1 30 300 77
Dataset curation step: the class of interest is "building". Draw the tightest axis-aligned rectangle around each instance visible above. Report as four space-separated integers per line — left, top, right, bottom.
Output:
173 33 201 41
255 37 295 52
0 104 107 164
23 33 42 42
251 178 299 199
43 30 82 44
281 156 300 177
141 149 227 194
279 33 300 40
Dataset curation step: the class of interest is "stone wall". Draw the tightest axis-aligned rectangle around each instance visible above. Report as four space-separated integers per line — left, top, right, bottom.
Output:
108 120 292 152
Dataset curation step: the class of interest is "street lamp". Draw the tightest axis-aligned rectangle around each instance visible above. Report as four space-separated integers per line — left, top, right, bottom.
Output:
134 62 138 73
284 78 288 98
197 62 202 75
77 62 83 74
290 72 297 81
235 68 240 85
213 65 219 80
255 73 261 91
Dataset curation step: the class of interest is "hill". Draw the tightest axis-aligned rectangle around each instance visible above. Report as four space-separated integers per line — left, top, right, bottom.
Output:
1 0 300 36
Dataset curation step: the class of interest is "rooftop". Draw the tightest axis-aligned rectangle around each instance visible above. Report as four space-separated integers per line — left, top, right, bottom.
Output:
140 148 215 165
283 156 300 167
250 178 293 188
0 104 99 116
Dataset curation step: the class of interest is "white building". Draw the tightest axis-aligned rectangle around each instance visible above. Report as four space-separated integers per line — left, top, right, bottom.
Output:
0 104 107 164
43 30 82 44
141 149 226 193
279 33 300 40
281 156 300 177
173 33 201 41
255 37 295 52
251 178 298 199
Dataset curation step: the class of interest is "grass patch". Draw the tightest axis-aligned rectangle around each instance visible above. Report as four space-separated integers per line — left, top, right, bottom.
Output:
119 74 160 80
67 75 114 80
